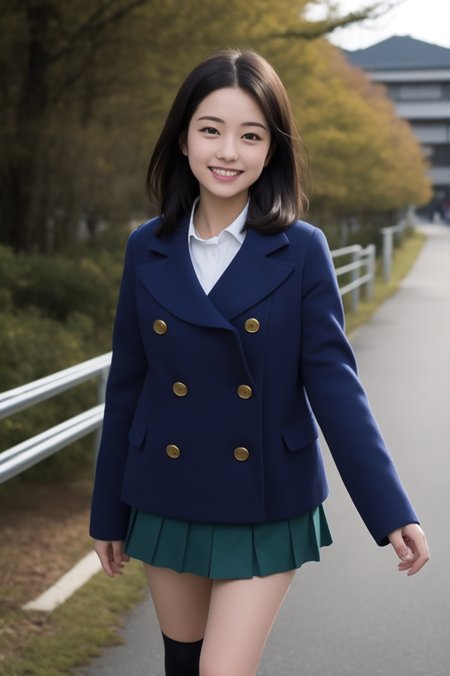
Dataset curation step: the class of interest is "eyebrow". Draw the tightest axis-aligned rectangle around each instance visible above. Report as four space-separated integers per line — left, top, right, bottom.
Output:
197 115 267 131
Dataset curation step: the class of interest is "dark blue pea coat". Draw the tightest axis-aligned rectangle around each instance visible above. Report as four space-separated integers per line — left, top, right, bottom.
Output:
89 216 418 546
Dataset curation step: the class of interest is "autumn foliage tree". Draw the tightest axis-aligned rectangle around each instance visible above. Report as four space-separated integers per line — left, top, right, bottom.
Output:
0 0 431 253
266 38 431 216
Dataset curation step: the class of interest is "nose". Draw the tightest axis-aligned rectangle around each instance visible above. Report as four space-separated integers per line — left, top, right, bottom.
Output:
216 134 239 162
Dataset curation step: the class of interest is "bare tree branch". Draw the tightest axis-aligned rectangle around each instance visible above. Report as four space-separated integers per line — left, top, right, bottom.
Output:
47 0 153 66
262 2 397 41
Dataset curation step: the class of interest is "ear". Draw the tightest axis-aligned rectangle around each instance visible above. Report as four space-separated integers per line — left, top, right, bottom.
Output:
179 131 188 157
264 140 276 167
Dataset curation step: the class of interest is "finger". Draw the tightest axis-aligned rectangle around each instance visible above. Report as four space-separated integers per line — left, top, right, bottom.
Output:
398 558 413 568
398 542 429 575
398 561 414 572
94 547 115 578
407 545 430 576
110 561 125 576
407 557 427 576
389 531 414 562
112 541 125 567
397 546 419 570
397 542 418 569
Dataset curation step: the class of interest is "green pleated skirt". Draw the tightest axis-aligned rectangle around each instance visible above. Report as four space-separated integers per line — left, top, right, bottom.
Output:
124 505 332 579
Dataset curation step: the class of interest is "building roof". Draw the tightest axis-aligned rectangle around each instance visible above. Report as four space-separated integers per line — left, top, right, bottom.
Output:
343 35 450 71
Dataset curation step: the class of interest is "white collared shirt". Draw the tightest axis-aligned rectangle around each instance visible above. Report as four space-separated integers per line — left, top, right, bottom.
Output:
188 196 248 294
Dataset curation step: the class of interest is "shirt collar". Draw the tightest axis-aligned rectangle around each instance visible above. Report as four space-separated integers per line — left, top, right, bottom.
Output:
188 196 249 244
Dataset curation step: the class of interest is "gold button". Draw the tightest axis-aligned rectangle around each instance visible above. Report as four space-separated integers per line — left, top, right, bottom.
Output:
237 385 252 399
244 318 260 333
166 444 180 458
153 319 167 334
173 382 188 397
234 447 250 462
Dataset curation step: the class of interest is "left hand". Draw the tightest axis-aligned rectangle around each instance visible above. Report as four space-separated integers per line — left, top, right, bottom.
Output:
388 523 429 576
93 539 131 578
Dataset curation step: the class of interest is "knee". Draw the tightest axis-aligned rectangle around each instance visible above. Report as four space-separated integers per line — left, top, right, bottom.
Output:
162 632 203 676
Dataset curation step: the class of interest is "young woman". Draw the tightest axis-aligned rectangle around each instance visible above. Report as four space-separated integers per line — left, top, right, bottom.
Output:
90 49 429 676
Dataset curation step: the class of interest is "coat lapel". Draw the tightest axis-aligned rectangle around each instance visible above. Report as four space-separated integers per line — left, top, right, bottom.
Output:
137 218 233 331
208 228 294 321
136 218 294 328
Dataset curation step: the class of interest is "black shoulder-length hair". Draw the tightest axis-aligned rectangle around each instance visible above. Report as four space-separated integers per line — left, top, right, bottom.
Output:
147 49 309 236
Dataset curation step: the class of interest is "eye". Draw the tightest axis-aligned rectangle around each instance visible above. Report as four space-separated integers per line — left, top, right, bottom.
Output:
200 127 219 135
242 132 261 141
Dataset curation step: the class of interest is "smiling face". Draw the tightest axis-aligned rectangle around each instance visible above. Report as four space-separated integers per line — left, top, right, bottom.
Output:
180 87 273 203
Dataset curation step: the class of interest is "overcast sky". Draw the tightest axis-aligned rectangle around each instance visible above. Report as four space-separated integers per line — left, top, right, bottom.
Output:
305 0 450 51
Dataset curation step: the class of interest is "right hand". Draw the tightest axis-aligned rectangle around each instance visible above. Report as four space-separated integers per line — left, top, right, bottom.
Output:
93 539 131 578
388 524 430 576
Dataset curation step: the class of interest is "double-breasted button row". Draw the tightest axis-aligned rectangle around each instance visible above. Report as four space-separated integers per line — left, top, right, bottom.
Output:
165 444 250 462
154 317 259 335
172 382 251 399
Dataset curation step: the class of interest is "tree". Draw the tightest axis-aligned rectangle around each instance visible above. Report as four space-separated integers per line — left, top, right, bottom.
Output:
264 37 431 214
0 0 155 252
0 0 429 253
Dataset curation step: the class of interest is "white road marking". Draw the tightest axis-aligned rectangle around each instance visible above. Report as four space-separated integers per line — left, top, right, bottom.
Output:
22 550 102 612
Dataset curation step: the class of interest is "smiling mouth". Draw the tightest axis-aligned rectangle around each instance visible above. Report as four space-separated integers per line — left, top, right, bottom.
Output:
209 167 243 177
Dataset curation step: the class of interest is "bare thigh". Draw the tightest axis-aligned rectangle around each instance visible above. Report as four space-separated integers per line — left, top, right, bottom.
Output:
143 563 213 642
143 563 296 675
200 570 296 676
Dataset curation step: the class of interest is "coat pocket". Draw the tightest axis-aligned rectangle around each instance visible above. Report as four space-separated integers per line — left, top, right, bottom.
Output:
281 412 319 451
128 416 148 449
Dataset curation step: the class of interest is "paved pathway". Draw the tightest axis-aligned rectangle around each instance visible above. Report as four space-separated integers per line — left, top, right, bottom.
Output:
79 224 450 676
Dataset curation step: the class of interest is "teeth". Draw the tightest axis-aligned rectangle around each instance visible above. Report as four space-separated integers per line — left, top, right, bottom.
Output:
211 168 240 177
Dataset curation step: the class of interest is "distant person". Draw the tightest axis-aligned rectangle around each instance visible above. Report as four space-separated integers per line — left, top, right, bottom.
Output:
444 197 450 225
89 49 429 676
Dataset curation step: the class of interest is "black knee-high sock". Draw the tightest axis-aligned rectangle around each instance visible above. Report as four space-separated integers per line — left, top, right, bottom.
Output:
161 631 203 676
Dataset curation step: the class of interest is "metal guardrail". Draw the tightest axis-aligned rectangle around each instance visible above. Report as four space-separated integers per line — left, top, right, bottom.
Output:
380 220 406 283
331 243 376 313
0 353 111 417
0 354 111 483
0 237 380 483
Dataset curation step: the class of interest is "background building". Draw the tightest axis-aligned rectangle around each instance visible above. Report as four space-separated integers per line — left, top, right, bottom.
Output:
344 35 450 220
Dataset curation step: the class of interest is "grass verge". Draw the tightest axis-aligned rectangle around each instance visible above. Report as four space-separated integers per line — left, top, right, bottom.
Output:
0 472 148 676
1 559 147 676
343 228 426 336
0 228 427 675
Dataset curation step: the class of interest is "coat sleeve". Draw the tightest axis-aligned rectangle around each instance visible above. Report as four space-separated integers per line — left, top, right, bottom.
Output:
89 229 148 541
300 228 419 546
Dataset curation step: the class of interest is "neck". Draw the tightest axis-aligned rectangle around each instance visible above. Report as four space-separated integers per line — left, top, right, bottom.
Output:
193 188 248 239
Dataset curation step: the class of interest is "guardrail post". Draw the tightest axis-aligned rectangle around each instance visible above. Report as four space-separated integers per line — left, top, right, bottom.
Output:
351 247 360 312
381 228 393 284
94 367 109 471
366 244 375 300
395 219 405 246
